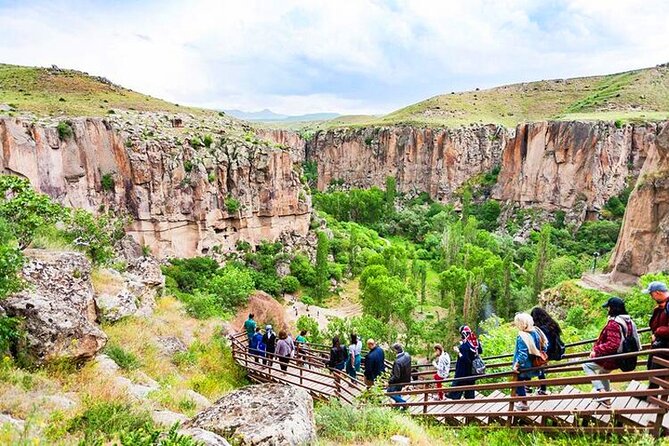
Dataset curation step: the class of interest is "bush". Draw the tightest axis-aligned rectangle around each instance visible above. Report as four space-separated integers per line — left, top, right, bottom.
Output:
64 209 126 265
224 196 241 213
290 254 317 287
183 160 194 173
0 221 24 298
250 270 282 297
118 423 202 446
565 305 588 330
207 266 254 309
281 275 300 294
105 344 140 370
316 400 407 442
101 173 115 192
162 257 219 293
57 121 74 140
0 316 21 356
203 134 214 148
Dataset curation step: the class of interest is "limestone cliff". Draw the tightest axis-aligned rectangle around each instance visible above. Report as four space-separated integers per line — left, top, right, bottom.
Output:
305 125 505 200
0 114 310 257
609 122 669 280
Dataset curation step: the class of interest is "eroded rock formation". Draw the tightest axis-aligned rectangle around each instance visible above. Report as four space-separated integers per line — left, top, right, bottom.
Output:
0 114 310 258
609 122 669 281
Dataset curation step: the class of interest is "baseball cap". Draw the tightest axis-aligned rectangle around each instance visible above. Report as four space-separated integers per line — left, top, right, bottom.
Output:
602 296 625 308
642 281 669 294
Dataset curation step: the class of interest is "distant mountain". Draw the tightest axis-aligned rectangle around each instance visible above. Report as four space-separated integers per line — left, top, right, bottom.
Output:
224 109 340 122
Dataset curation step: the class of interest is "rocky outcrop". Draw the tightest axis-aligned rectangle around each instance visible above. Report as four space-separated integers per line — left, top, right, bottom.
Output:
306 125 505 200
493 121 654 222
0 250 107 363
0 113 310 258
610 122 669 280
187 383 316 446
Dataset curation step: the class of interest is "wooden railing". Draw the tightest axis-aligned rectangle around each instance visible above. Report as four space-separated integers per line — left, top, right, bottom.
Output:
230 330 669 437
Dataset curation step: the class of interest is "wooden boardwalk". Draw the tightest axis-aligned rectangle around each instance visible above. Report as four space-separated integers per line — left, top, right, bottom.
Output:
230 332 669 437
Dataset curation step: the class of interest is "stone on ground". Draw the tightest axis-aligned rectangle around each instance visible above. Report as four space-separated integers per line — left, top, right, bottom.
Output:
152 409 189 426
187 383 316 446
179 427 231 446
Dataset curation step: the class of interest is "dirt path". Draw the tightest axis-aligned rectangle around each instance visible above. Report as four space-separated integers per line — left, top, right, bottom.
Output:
284 279 363 329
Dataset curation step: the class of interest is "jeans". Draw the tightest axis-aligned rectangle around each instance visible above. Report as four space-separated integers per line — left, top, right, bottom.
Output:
447 378 475 400
582 361 611 391
515 377 528 397
387 385 407 405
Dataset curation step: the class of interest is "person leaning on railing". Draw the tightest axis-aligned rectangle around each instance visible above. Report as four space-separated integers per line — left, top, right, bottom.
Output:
645 281 669 390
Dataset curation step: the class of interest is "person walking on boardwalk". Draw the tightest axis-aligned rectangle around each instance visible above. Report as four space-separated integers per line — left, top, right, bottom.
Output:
530 307 564 395
275 330 291 372
354 334 363 373
447 325 482 400
327 336 347 371
432 344 451 400
250 327 266 362
346 334 360 379
363 339 385 387
244 313 256 345
512 313 548 411
582 297 640 408
644 281 669 389
262 325 277 365
295 330 308 363
387 343 412 409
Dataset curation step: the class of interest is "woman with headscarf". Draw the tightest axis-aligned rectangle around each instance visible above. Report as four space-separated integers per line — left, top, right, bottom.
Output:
512 313 548 411
262 325 276 365
447 325 483 400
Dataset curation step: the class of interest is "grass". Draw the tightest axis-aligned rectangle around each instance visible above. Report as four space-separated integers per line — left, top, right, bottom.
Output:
104 344 140 370
0 63 210 117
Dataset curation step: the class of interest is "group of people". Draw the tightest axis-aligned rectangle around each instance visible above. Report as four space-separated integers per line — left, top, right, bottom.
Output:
241 280 669 410
244 314 308 371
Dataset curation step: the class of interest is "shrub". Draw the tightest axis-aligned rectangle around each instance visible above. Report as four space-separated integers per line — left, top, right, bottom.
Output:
57 121 74 140
565 305 588 330
290 254 317 287
207 266 254 309
251 271 282 296
0 220 24 298
162 257 219 293
105 344 140 370
316 400 406 442
64 209 126 265
0 316 21 356
296 315 320 343
281 275 300 294
224 196 241 213
203 134 214 148
101 173 114 192
118 423 202 446
183 160 194 173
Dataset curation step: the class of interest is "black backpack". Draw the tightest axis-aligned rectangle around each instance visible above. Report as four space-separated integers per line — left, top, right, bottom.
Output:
548 333 566 361
615 319 640 372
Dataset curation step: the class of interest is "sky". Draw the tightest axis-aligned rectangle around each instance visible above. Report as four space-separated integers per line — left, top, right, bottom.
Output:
0 0 668 115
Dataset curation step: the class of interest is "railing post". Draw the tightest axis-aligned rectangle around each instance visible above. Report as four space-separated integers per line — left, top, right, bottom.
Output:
300 360 304 386
423 381 429 414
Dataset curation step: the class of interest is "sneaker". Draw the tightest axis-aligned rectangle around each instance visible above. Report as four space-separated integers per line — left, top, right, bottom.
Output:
594 398 612 408
537 390 549 396
515 402 530 411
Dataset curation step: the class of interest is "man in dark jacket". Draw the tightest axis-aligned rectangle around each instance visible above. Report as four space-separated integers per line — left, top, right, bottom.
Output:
387 343 411 408
645 281 669 389
363 339 385 387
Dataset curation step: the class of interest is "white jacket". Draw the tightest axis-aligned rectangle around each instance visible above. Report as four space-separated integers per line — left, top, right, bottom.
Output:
433 352 451 378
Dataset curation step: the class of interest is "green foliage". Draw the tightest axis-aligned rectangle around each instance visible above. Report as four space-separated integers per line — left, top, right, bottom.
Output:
281 275 300 294
313 187 386 226
573 220 621 255
183 160 194 173
224 196 241 213
315 400 409 442
0 316 21 355
118 423 202 446
0 175 66 248
203 134 214 148
296 315 321 343
64 209 126 264
565 305 588 330
359 264 389 289
314 231 330 301
385 176 397 213
57 120 74 140
100 173 115 192
361 274 415 323
104 344 140 370
0 219 24 298
67 400 153 442
472 199 501 231
207 266 254 308
302 160 318 190
290 254 316 287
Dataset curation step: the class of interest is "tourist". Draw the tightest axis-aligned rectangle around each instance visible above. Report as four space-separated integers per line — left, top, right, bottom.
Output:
363 339 385 387
286 331 296 357
244 313 256 343
250 327 266 362
275 331 291 372
511 313 548 411
295 330 308 363
327 336 347 371
644 281 669 389
447 325 483 400
263 325 277 365
346 334 361 379
582 297 639 407
530 307 564 395
432 344 451 400
354 334 363 373
387 343 412 409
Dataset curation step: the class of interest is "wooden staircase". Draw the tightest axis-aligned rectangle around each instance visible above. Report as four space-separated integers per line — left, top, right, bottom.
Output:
230 331 669 437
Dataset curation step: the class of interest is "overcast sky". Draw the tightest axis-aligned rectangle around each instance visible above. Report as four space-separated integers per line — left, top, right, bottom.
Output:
1 0 668 115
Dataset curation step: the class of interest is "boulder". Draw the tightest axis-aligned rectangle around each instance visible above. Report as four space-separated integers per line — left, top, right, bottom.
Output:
0 414 25 430
187 383 316 446
0 250 107 363
152 410 188 426
158 336 188 357
179 427 231 446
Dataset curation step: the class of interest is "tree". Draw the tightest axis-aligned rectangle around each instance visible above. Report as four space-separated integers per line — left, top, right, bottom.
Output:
290 254 316 287
207 266 254 310
362 274 412 322
359 264 389 289
532 225 554 298
296 315 321 343
438 265 471 308
385 176 397 215
64 209 127 264
281 275 300 294
314 231 330 301
0 219 24 299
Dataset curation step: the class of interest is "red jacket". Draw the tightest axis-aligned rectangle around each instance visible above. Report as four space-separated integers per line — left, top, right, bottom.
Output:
593 319 622 370
650 304 669 340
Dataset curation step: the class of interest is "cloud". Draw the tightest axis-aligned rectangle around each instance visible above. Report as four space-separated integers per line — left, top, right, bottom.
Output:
0 0 667 115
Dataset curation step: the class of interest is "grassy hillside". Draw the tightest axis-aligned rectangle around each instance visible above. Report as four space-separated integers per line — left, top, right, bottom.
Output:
0 64 210 117
301 63 669 130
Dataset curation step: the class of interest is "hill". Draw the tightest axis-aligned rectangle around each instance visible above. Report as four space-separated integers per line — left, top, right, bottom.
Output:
225 108 340 122
0 63 210 117
303 63 669 130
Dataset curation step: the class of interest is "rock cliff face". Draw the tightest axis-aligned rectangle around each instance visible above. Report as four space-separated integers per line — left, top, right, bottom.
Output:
306 125 505 200
609 122 669 280
0 115 310 257
493 121 655 221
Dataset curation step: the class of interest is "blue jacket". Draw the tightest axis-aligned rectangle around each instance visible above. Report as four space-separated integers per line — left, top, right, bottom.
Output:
453 341 482 380
513 330 546 378
251 333 266 357
363 346 386 381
